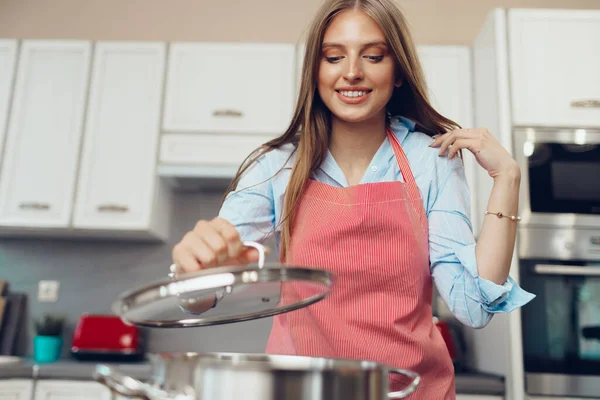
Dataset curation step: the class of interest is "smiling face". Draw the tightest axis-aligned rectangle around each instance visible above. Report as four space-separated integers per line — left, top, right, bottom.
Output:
317 8 400 125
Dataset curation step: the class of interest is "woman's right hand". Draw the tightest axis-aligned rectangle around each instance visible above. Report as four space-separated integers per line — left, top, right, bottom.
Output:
172 217 261 274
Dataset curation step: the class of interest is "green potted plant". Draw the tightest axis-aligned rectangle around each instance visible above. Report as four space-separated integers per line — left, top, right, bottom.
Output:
33 313 66 363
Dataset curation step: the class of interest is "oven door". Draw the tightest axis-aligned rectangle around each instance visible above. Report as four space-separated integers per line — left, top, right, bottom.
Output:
514 127 600 229
520 258 600 397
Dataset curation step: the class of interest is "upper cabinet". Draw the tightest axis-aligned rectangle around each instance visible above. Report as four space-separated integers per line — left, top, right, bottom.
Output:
163 42 296 135
72 42 170 240
158 42 298 178
418 46 480 236
418 46 474 128
508 9 600 127
0 40 91 229
0 40 18 163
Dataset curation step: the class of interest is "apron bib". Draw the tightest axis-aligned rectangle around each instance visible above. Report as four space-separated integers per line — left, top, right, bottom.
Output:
266 129 455 399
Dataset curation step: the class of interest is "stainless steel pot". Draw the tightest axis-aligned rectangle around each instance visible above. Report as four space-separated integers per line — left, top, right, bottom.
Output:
94 352 420 400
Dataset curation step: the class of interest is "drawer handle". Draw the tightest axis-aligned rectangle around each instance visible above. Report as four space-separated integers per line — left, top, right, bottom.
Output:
534 264 600 276
19 202 50 211
571 99 600 109
97 204 129 213
212 109 243 118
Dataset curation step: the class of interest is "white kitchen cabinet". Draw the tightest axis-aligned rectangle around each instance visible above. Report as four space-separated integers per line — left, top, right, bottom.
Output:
0 379 33 400
35 380 111 400
456 395 503 400
72 41 171 240
508 9 600 127
0 39 18 165
162 42 296 135
418 45 480 236
295 42 306 95
0 40 91 229
159 133 273 179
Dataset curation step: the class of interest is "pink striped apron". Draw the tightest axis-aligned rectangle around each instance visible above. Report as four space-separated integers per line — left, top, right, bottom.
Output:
265 128 456 399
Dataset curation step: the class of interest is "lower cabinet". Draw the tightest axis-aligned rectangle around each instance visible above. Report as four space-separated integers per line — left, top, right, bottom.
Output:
34 380 111 400
0 379 33 400
456 395 503 400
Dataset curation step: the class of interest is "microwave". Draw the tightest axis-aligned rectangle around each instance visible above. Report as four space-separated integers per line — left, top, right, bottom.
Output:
514 127 600 260
514 127 600 227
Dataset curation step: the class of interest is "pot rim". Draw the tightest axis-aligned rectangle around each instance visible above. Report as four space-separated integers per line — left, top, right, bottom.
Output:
148 352 400 373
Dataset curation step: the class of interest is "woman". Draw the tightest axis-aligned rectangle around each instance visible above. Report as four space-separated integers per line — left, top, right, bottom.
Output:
172 0 535 398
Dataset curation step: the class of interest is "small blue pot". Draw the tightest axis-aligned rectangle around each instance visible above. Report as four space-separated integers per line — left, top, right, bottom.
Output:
33 335 63 363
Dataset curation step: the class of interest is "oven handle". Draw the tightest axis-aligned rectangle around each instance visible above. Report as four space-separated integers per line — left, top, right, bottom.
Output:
534 264 600 276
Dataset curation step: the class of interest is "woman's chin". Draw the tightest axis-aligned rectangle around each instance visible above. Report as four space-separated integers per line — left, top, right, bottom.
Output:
330 109 380 124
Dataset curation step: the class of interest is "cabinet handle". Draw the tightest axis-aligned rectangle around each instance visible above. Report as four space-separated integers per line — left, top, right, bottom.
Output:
19 202 50 211
534 264 600 276
212 109 244 118
97 204 129 213
570 100 600 109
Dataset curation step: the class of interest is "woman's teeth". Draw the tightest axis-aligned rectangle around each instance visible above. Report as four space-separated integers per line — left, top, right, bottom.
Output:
339 90 368 98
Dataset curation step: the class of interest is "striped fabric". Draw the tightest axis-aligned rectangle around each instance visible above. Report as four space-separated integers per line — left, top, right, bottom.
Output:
265 129 455 399
219 115 535 328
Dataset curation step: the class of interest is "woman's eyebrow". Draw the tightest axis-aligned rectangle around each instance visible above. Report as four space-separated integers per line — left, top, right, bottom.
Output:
321 40 388 50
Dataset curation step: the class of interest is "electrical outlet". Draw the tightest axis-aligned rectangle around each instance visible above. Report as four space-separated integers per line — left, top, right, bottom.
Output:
38 280 60 303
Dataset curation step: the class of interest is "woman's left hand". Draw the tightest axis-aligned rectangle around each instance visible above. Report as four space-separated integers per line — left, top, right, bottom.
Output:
430 128 520 181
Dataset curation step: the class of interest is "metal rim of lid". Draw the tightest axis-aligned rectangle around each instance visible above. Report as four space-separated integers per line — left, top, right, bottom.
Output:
112 242 334 328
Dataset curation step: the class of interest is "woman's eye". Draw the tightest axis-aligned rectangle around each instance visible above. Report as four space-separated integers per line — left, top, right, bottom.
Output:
325 56 343 63
365 55 384 62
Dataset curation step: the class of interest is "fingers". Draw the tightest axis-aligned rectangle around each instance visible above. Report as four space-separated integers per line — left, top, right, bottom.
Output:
236 248 261 264
211 217 243 260
173 231 218 272
194 220 230 265
172 217 264 275
430 129 484 158
447 138 474 159
437 134 455 156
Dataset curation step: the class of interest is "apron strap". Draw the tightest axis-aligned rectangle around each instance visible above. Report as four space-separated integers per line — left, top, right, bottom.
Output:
386 128 428 228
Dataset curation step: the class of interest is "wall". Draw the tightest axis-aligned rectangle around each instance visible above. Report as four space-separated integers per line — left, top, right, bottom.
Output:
1 0 599 45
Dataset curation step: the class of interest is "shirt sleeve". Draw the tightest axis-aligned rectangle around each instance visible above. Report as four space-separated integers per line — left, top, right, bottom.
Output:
427 155 535 329
218 154 277 244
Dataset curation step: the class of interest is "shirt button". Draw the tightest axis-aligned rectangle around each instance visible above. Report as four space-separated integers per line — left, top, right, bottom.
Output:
371 166 378 172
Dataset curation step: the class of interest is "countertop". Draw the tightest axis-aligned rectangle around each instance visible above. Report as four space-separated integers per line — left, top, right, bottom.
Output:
0 359 504 396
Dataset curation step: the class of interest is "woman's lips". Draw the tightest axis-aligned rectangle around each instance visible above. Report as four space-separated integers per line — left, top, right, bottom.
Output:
335 89 372 104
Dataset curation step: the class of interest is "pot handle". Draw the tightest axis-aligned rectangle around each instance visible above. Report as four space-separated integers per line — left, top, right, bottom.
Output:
94 365 185 400
387 368 421 399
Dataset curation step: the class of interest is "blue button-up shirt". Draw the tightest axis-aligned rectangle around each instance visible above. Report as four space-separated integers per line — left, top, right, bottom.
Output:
219 116 535 328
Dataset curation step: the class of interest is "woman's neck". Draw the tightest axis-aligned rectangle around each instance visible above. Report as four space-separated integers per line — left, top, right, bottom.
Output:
329 114 388 186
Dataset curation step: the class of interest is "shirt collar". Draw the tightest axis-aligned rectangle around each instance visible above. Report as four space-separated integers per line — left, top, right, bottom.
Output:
280 115 416 171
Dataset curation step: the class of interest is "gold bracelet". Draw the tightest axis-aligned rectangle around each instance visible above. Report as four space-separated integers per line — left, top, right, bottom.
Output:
485 210 521 222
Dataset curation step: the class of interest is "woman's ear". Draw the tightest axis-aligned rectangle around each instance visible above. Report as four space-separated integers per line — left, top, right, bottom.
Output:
394 77 403 88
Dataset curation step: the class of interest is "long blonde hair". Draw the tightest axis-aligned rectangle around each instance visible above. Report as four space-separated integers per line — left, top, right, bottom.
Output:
225 0 460 261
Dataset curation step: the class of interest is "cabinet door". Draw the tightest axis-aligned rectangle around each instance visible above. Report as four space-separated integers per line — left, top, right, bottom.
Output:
0 40 18 164
508 9 600 127
72 42 166 231
0 40 91 228
418 46 480 236
35 380 111 400
0 379 33 400
163 42 295 135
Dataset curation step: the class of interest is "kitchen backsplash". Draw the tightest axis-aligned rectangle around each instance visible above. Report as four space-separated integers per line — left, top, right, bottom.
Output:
0 187 276 358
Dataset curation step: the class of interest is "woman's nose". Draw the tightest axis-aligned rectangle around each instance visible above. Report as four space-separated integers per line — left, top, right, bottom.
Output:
344 58 363 81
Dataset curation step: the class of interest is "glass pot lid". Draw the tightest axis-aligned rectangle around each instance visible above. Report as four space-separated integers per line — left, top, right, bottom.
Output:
112 242 334 328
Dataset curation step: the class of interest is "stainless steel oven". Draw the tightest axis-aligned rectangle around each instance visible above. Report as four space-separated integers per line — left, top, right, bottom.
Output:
515 127 600 397
519 256 600 398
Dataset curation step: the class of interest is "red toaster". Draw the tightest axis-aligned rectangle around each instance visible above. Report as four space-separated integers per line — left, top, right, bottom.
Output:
71 313 145 361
